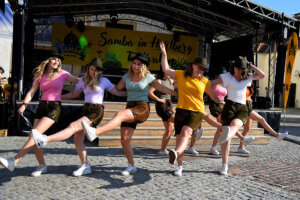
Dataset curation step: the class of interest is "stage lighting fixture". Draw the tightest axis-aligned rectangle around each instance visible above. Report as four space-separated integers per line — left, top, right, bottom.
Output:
65 14 74 28
77 20 86 33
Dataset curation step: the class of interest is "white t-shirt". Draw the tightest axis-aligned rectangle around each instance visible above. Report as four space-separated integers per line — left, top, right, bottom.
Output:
220 72 253 105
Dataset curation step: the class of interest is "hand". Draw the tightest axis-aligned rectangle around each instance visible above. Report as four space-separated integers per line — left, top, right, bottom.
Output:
18 105 25 116
160 42 167 55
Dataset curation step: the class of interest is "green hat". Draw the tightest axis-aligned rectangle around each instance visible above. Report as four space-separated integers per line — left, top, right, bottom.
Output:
87 57 104 71
130 53 149 66
193 57 207 69
233 56 248 69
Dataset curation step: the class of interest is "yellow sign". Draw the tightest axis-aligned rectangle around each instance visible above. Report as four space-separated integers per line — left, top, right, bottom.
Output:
284 32 298 111
52 22 199 71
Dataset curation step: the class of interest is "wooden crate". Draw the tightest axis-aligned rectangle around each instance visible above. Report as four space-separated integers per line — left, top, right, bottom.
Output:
0 129 7 137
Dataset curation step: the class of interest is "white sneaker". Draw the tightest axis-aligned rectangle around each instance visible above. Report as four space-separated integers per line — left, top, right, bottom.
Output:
220 164 228 176
187 147 198 155
73 164 91 177
32 129 47 148
31 165 47 177
174 166 183 176
195 128 204 141
277 132 288 140
0 157 15 172
242 136 255 145
81 120 97 142
237 147 250 154
169 149 177 164
218 126 230 144
210 146 219 155
121 165 137 176
158 150 169 156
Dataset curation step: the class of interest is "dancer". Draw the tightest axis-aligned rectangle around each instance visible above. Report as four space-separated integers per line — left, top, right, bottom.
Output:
148 69 175 156
238 84 288 154
0 53 79 176
81 53 177 176
211 56 265 175
160 42 222 176
31 57 127 176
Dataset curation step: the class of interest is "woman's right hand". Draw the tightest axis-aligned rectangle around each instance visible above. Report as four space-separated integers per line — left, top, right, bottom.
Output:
18 104 26 116
160 42 167 55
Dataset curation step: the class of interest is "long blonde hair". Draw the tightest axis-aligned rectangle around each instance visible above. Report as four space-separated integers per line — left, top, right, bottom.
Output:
128 62 149 79
83 65 102 90
33 57 62 80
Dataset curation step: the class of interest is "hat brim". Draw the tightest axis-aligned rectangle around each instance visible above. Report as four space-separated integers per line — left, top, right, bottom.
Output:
130 57 149 66
51 53 64 61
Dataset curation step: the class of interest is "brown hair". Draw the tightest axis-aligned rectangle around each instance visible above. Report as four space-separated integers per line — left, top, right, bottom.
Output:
229 63 249 80
83 65 102 90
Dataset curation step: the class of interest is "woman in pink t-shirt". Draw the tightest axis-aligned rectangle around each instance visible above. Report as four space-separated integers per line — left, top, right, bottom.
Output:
31 57 127 176
0 53 78 176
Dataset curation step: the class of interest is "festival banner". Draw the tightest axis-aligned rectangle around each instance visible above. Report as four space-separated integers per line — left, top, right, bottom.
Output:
52 22 199 71
283 32 298 111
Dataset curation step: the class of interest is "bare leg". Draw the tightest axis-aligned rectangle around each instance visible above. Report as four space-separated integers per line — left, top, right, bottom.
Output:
212 115 222 147
189 133 196 148
47 116 91 143
204 113 222 129
120 127 135 166
95 109 135 135
175 126 193 166
250 111 279 137
14 117 55 165
160 117 174 152
74 130 88 164
239 117 251 148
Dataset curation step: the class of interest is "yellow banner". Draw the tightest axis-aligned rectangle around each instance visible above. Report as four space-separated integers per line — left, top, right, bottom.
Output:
284 32 298 111
52 22 199 71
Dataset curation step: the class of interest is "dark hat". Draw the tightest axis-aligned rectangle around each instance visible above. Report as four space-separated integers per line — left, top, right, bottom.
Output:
217 67 227 75
232 56 248 69
193 57 207 69
87 57 104 71
130 53 149 66
0 66 4 73
50 50 64 61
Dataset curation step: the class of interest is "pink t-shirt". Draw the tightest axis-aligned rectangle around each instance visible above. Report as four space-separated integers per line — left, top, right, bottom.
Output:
34 70 71 101
211 85 227 101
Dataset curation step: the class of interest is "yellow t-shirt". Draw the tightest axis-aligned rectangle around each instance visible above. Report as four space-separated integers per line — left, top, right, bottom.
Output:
175 70 211 112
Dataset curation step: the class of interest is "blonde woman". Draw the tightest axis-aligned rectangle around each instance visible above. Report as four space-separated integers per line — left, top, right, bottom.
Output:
0 53 79 176
81 53 177 176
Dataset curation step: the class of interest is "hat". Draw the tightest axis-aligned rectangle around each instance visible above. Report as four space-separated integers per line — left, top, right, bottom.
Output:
232 56 248 69
193 57 207 69
50 50 64 61
130 53 149 66
87 57 104 71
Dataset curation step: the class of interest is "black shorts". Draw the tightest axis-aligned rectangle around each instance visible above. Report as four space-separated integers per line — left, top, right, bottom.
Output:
155 99 174 122
221 100 248 126
82 103 104 127
35 101 61 122
121 101 150 129
174 108 204 136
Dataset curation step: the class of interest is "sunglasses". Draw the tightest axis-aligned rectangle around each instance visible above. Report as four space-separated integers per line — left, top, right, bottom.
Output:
197 65 207 72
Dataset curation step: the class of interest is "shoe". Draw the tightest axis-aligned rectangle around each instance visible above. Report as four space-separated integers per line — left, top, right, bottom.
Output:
121 165 137 176
73 164 91 177
277 132 288 140
195 128 204 141
169 149 177 165
210 146 219 155
0 157 15 172
174 166 183 176
158 150 169 156
242 136 255 145
187 147 198 155
32 129 47 148
81 120 97 142
219 164 228 176
218 126 230 144
237 147 250 154
31 165 47 177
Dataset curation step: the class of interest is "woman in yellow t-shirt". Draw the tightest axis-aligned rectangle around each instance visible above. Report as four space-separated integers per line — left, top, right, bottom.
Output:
160 42 221 176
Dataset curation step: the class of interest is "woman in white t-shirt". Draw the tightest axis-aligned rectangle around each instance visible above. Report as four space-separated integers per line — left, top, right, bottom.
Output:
211 56 265 176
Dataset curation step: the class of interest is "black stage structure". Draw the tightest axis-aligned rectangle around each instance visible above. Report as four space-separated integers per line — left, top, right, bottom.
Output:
4 0 300 135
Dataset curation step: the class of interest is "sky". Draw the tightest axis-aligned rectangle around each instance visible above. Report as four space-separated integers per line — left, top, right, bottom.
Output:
251 0 299 17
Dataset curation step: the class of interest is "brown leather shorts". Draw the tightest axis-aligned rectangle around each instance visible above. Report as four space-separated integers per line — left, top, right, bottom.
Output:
221 100 248 126
209 101 223 118
174 108 204 136
155 99 174 122
246 100 253 115
121 101 150 129
35 101 61 122
82 103 104 127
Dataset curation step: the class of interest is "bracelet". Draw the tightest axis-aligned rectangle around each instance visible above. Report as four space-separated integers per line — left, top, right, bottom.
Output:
162 54 167 56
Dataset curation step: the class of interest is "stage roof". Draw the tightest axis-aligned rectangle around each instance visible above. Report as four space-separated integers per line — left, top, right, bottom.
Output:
8 0 299 41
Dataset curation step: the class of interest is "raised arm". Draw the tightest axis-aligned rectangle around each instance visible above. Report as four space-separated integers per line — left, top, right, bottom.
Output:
67 75 80 84
160 42 176 79
151 79 177 97
61 90 81 100
18 79 40 116
250 63 265 80
109 87 127 97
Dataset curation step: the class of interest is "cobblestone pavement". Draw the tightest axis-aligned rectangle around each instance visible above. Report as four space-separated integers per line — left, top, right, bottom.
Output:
0 135 299 200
